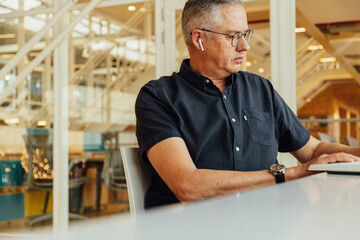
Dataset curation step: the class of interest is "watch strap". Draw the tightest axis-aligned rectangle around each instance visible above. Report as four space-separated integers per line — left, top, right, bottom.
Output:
275 173 285 183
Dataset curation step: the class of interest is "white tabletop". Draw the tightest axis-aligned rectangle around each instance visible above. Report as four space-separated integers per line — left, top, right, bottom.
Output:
57 173 360 240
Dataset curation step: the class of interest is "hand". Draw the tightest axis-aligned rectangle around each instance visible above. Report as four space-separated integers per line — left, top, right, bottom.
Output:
308 152 360 165
289 152 360 180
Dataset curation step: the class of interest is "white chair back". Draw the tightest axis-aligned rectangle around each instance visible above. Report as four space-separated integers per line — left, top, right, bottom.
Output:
120 146 152 216
344 137 359 147
317 132 337 143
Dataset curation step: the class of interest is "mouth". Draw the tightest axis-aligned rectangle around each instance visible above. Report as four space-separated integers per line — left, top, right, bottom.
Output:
233 56 244 64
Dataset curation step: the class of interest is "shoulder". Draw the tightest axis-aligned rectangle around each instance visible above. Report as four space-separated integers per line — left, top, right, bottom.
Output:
135 73 181 110
139 73 180 96
141 76 170 92
236 71 271 84
137 76 171 100
235 71 274 93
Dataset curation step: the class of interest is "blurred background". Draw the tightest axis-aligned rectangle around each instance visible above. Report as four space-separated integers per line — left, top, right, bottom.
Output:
0 0 359 233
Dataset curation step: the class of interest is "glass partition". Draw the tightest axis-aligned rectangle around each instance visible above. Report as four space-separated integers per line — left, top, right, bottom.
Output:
296 0 360 146
1 0 56 232
0 0 152 233
1 0 358 235
243 0 270 79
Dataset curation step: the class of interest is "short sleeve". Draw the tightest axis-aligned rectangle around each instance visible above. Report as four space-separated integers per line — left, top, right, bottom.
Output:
135 82 182 160
270 86 311 152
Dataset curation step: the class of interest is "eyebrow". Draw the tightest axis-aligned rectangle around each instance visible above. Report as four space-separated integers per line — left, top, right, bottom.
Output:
221 29 246 36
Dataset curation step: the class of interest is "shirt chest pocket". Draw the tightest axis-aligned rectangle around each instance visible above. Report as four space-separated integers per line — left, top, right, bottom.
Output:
244 109 275 146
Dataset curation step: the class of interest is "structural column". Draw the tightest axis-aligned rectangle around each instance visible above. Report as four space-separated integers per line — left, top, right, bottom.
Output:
17 0 25 118
44 13 52 129
53 0 69 233
155 0 165 78
106 20 111 124
270 0 297 167
270 0 296 111
87 15 94 111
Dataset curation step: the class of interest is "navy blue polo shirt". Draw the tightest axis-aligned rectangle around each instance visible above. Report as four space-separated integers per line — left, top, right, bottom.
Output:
135 59 310 208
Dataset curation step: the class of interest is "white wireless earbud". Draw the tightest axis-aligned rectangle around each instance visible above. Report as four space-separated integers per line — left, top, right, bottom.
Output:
198 38 205 52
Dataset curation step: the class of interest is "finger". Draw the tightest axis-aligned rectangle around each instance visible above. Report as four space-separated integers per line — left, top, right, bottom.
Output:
327 153 359 163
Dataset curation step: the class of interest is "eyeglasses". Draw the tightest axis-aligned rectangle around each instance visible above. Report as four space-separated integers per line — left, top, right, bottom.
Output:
198 28 254 47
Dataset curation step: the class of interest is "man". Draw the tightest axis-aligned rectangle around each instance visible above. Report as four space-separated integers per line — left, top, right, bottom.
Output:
135 0 360 209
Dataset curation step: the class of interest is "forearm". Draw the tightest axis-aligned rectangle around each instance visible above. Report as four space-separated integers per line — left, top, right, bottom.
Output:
289 139 360 181
148 138 280 202
311 142 360 159
176 168 276 202
293 136 360 164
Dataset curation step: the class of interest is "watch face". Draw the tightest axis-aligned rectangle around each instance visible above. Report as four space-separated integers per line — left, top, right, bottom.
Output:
270 164 286 172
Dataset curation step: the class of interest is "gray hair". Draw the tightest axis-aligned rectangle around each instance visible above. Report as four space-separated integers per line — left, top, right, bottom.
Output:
181 0 244 46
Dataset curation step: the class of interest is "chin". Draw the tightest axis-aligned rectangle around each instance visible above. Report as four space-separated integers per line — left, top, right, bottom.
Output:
229 65 242 73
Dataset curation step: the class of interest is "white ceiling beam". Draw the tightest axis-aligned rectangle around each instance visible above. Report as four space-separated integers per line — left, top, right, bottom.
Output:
0 35 142 53
0 0 154 19
0 0 78 81
0 6 52 19
296 8 360 85
297 68 352 101
0 0 101 106
297 50 327 77
73 0 153 10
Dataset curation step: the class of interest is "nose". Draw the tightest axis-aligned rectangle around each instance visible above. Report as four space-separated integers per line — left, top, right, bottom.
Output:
236 38 250 52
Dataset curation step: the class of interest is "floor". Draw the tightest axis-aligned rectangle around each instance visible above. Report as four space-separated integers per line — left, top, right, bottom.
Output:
0 202 129 238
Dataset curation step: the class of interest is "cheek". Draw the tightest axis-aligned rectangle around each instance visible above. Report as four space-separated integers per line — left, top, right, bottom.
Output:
222 51 234 64
209 42 234 65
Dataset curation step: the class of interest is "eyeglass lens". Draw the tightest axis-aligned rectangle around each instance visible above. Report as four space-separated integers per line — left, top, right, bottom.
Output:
232 30 253 47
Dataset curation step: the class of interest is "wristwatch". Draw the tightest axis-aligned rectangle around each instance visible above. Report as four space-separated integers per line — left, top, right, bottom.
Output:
268 164 286 184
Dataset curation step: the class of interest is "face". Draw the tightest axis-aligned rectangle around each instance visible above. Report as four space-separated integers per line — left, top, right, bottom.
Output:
200 4 250 79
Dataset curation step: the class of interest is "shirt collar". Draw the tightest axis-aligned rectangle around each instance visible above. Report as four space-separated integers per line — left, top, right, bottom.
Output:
179 59 209 93
178 59 237 95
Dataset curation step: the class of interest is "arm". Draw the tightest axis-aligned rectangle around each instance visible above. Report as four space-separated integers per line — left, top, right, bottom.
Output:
291 135 360 162
148 136 360 203
311 137 360 158
147 137 276 202
288 136 360 179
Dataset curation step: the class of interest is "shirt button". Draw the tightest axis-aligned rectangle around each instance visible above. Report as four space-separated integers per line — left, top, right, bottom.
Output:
236 147 240 152
205 79 210 84
223 95 227 99
232 118 236 123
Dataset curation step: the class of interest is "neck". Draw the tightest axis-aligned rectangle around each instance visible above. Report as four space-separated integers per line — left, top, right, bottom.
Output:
189 57 228 93
212 79 227 93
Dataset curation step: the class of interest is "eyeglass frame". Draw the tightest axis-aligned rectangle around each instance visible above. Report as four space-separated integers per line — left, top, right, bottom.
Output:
193 28 254 47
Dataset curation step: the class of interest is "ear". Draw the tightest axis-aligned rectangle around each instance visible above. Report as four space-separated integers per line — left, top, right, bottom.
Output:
190 29 204 51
